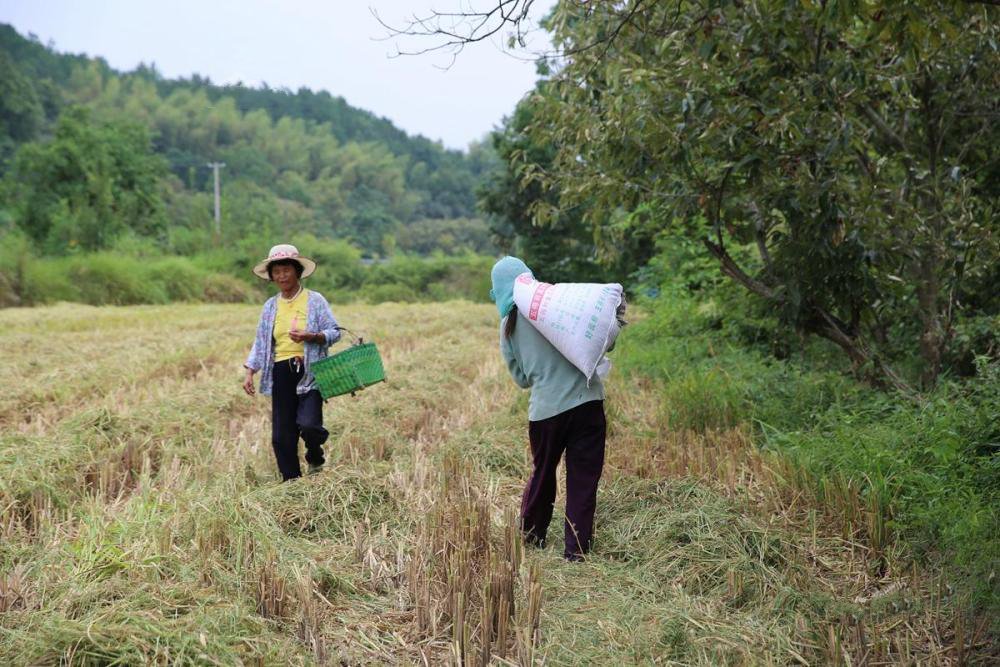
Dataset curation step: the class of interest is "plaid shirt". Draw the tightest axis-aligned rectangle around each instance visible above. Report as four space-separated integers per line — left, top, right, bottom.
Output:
245 289 341 396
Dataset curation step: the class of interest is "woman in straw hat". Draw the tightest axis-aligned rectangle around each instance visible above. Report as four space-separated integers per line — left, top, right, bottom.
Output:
243 244 341 480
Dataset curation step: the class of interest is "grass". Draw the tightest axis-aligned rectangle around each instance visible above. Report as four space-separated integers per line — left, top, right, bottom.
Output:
1 301 996 664
618 285 1000 641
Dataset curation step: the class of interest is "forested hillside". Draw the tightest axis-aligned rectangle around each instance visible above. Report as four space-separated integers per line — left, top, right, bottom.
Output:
0 24 496 257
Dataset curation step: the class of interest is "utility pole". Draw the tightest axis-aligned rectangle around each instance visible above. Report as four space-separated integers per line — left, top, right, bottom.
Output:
207 162 226 235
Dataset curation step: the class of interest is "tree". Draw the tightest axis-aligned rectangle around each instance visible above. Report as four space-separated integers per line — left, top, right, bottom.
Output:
479 91 630 282
425 0 999 388
6 107 168 252
0 51 44 145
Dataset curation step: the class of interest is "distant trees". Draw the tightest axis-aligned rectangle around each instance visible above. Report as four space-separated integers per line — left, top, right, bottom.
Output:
4 107 167 252
0 24 495 257
396 217 494 255
0 51 44 146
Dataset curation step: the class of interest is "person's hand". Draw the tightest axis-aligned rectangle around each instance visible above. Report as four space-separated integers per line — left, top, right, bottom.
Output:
289 329 320 344
243 368 256 396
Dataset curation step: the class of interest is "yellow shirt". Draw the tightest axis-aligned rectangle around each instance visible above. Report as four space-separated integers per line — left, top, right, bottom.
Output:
274 288 310 362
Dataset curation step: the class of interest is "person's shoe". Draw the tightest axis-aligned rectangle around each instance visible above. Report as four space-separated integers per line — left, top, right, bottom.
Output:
564 553 586 563
307 463 324 476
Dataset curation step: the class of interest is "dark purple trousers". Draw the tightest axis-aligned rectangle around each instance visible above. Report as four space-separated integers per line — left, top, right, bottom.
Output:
521 400 606 559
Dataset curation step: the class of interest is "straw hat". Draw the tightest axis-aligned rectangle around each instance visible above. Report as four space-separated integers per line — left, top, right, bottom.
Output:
252 244 317 280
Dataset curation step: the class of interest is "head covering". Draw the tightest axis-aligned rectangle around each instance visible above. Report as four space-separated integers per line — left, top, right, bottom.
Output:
490 256 531 319
252 244 317 280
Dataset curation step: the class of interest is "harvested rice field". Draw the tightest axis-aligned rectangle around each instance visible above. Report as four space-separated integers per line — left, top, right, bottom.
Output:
0 303 987 664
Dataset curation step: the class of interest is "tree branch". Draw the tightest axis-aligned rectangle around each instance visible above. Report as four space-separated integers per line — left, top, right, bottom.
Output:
581 0 649 79
703 239 913 394
374 0 656 69
858 103 908 152
748 201 774 271
371 0 536 59
812 308 913 393
703 239 777 300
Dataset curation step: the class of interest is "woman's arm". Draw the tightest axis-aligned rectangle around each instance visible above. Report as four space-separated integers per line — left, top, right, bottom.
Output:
243 301 271 396
500 322 531 388
244 302 270 370
314 292 341 346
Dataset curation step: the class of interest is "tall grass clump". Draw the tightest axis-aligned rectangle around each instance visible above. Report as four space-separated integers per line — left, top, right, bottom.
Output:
0 228 32 307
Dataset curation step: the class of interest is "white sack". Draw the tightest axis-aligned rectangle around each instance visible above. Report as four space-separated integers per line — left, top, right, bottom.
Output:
512 272 624 382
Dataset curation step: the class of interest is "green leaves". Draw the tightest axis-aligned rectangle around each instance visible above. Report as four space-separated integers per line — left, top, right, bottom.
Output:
498 0 999 383
7 107 168 253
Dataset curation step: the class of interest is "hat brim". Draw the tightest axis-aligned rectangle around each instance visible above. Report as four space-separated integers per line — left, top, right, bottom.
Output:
253 256 317 281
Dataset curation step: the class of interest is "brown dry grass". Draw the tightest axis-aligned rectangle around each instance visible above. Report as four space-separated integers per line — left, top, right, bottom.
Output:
0 301 991 664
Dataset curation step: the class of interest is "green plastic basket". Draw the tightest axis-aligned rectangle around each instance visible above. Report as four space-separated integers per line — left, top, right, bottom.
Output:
311 342 386 399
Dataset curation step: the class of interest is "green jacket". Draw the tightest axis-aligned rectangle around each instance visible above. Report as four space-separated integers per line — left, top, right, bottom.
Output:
500 311 605 422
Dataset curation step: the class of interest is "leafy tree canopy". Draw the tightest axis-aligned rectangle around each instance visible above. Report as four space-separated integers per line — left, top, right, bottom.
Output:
499 0 999 387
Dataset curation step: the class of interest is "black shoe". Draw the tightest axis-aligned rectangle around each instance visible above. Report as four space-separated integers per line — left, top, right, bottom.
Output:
307 463 324 476
564 553 586 562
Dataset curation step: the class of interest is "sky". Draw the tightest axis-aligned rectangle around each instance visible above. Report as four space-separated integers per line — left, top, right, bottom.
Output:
0 0 556 150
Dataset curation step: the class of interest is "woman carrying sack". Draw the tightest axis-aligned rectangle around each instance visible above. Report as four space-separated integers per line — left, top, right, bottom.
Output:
491 256 608 562
243 244 341 481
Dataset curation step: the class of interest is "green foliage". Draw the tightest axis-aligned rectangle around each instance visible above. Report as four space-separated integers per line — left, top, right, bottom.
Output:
9 251 256 307
361 254 493 304
363 282 421 304
5 107 167 253
515 0 1000 386
24 255 155 305
618 250 1000 619
480 95 624 283
0 23 492 257
946 313 1000 376
287 233 365 297
395 217 496 255
0 227 32 307
0 50 43 155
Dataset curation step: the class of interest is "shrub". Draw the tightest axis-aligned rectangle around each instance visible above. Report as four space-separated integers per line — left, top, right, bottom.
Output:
24 260 80 304
364 283 419 304
202 273 254 303
144 257 210 302
64 254 170 305
289 233 364 291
